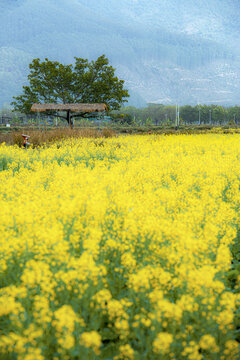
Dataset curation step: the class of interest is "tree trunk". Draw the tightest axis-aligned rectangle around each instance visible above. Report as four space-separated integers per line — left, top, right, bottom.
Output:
67 110 73 128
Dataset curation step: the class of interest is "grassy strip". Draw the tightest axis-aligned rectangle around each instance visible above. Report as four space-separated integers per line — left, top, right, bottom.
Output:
0 128 116 147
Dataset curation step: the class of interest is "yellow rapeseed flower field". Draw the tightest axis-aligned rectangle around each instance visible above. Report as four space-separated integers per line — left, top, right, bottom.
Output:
0 134 240 359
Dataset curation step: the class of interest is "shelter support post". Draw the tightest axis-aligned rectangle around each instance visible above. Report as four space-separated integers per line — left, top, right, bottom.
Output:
37 111 40 130
67 110 73 129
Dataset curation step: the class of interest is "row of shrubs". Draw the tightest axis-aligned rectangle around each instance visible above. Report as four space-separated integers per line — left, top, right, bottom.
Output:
1 125 240 148
0 128 116 147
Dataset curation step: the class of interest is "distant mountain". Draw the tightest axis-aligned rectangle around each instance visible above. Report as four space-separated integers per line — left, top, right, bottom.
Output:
1 0 240 107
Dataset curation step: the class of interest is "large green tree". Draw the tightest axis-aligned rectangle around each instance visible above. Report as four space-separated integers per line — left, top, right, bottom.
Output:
11 55 129 126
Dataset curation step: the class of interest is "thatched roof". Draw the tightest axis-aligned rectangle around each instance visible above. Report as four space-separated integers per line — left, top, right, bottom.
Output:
31 103 107 112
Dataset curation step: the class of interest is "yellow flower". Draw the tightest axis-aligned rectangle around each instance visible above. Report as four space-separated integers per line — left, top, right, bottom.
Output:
91 289 112 310
80 331 101 355
58 334 75 350
114 344 135 360
115 319 129 339
199 335 219 353
223 340 239 359
20 347 44 360
53 305 78 333
181 341 202 360
153 332 173 354
216 310 234 330
121 252 136 270
108 299 127 320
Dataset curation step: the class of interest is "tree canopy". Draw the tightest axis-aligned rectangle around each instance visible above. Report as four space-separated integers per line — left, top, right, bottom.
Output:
11 55 129 126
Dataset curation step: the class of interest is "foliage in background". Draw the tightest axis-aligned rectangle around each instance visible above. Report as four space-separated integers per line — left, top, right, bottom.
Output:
11 55 129 126
2 103 240 128
114 104 240 126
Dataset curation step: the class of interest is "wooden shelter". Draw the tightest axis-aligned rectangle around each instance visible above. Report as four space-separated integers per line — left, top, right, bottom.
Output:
31 103 107 113
31 103 107 127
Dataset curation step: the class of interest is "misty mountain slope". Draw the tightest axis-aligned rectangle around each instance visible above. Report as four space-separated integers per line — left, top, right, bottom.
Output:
1 0 240 107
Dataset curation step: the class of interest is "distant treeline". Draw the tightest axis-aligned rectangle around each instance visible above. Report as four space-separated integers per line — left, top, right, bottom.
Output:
114 104 240 126
1 103 240 127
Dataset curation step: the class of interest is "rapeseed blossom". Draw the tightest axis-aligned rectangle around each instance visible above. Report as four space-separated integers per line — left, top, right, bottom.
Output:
80 331 101 354
153 332 173 354
0 134 239 359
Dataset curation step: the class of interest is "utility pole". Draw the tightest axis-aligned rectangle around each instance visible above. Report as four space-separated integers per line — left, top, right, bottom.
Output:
209 110 212 125
175 104 178 129
178 105 180 127
175 104 180 129
198 107 201 125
